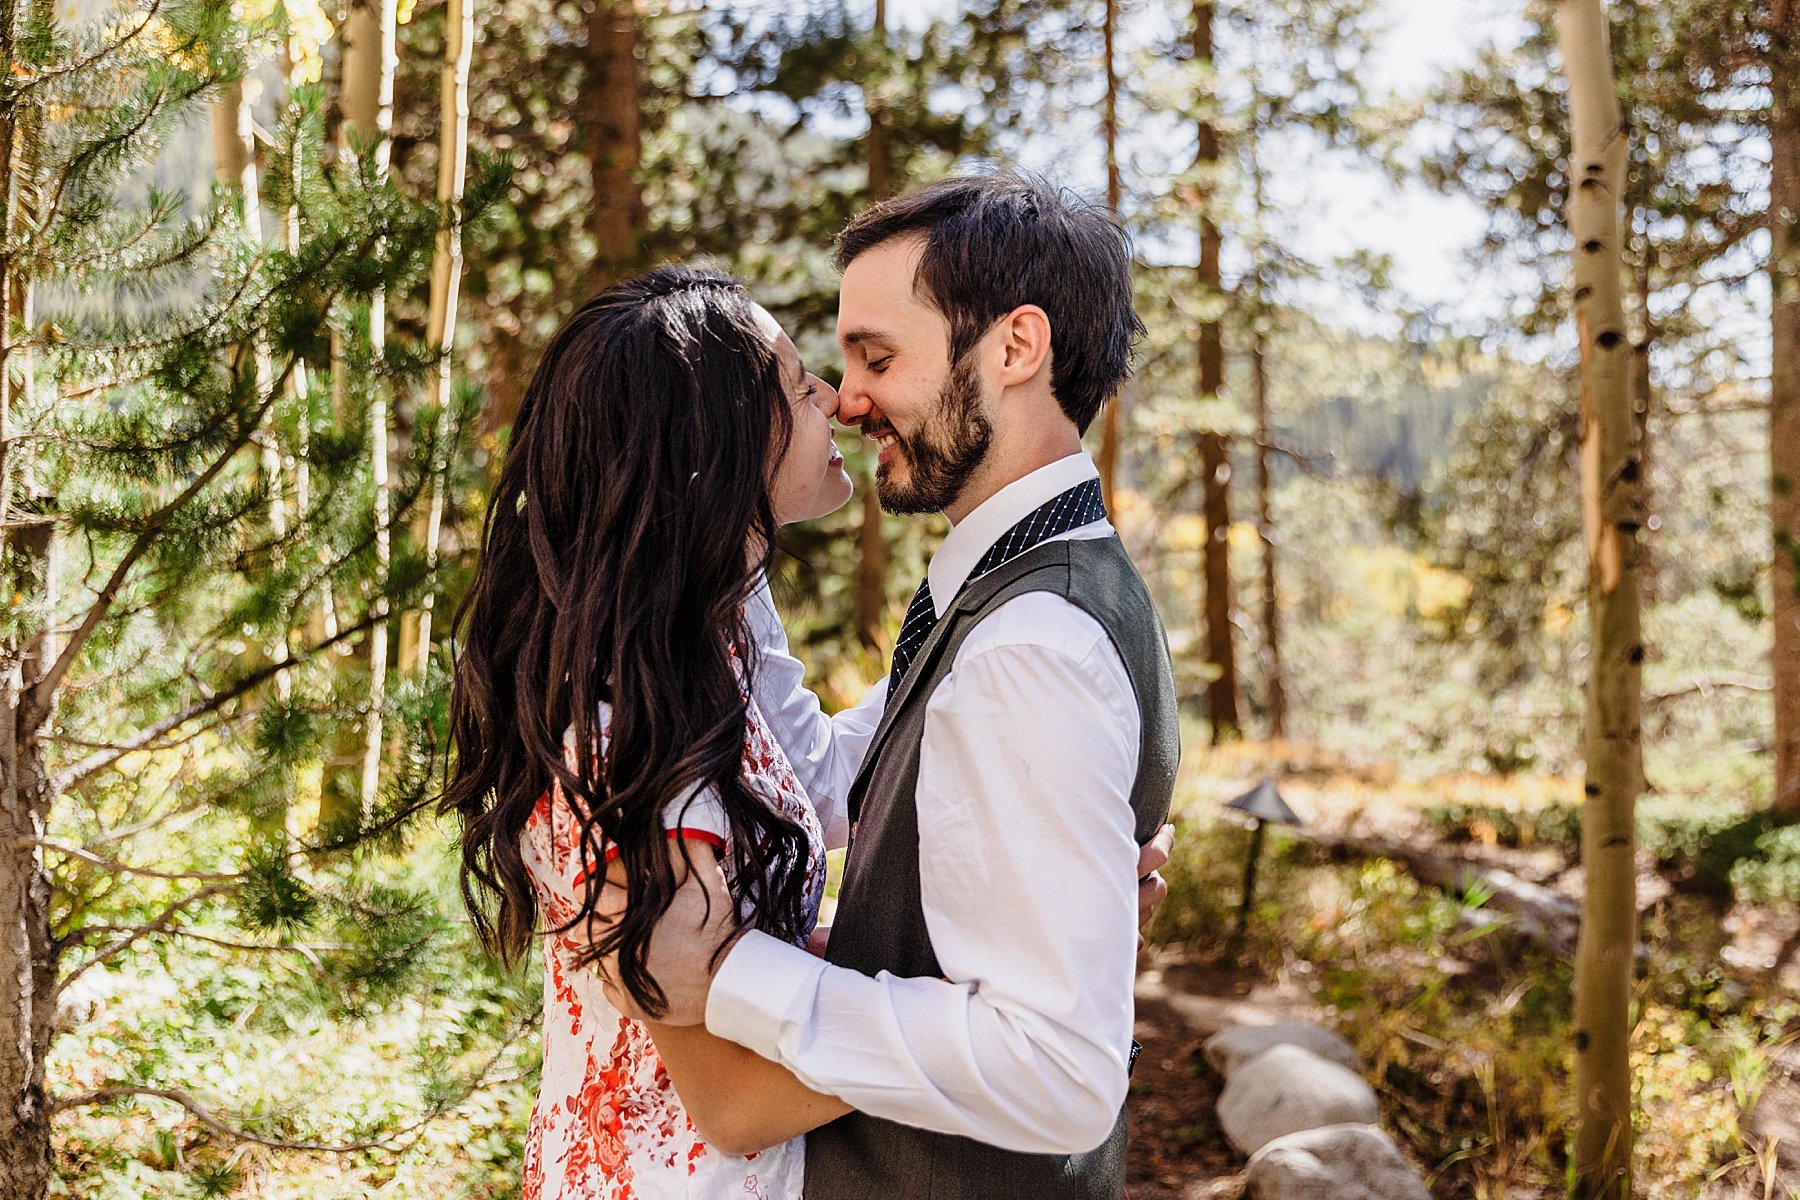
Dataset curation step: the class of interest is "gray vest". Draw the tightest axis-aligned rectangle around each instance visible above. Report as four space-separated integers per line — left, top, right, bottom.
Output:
804 536 1180 1200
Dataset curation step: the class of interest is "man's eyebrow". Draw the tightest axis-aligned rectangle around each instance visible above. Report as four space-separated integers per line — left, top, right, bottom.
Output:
840 327 895 350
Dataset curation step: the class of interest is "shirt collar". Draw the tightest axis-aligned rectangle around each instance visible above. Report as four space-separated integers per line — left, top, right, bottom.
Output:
925 452 1104 618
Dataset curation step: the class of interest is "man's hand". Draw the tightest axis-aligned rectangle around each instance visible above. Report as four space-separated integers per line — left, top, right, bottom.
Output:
1136 823 1176 949
595 846 741 1027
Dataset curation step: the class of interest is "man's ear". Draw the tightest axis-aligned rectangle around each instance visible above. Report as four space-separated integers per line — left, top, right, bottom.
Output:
994 304 1052 387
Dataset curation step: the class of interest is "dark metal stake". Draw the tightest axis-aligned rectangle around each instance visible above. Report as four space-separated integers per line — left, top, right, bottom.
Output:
1235 816 1266 941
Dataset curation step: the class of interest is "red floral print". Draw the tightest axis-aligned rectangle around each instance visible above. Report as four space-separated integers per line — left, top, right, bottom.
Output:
519 694 825 1200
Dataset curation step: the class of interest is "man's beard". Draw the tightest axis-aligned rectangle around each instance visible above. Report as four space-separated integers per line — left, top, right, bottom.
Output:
875 356 992 515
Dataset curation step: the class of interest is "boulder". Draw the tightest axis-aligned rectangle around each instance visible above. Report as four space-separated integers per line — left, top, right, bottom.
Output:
1203 1021 1363 1079
1245 1122 1431 1200
1217 1044 1381 1156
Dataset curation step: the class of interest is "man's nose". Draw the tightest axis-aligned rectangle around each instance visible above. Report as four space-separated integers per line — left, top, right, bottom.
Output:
835 373 872 426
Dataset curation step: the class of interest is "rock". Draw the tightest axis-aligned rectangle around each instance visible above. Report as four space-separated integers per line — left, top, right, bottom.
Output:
1217 1045 1382 1156
1245 1122 1431 1200
1204 1021 1363 1079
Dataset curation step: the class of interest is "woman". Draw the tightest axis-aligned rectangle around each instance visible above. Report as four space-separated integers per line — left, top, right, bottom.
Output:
442 265 858 1199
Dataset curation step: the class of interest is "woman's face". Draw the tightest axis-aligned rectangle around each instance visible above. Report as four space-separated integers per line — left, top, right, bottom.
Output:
758 306 854 526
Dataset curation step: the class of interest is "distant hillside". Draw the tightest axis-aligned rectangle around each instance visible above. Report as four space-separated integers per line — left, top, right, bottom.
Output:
1257 316 1504 490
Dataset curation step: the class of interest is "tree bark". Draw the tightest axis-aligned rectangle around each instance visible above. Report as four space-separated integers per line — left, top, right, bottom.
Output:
213 67 295 846
0 2 56 1182
1771 23 1800 819
285 39 329 651
1095 0 1123 513
211 80 285 562
583 0 643 295
1557 1 1644 1193
0 536 55 1200
1193 0 1238 742
1245 65 1283 742
398 0 474 677
852 0 891 653
1252 331 1285 739
1631 216 1657 606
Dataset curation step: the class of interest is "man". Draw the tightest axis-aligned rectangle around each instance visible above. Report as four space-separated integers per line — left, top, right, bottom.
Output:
618 173 1179 1199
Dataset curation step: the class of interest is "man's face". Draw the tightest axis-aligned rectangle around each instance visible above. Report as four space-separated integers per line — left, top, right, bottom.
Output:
835 237 992 515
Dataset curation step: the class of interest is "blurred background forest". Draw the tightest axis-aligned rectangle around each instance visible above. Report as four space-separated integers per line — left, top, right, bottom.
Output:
4 0 1798 1196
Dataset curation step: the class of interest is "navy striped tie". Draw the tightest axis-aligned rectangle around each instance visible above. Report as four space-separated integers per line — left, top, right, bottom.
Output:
886 477 1107 701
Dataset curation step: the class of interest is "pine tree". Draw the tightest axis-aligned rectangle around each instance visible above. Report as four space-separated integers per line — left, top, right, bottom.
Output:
1191 0 1239 742
0 1 494 1189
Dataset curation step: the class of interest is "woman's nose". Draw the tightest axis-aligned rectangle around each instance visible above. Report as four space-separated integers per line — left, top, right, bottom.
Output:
813 374 841 419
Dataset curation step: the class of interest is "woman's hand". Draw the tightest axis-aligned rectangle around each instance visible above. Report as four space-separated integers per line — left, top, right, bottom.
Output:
1136 823 1176 948
584 841 743 1027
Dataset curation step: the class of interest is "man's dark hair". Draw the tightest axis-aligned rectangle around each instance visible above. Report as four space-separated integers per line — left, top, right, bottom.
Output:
833 172 1144 433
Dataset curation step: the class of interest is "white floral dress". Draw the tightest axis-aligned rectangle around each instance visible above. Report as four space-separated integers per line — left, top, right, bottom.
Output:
519 693 828 1200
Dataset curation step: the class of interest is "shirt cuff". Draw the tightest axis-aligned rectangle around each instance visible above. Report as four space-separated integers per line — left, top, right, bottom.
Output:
706 928 824 1057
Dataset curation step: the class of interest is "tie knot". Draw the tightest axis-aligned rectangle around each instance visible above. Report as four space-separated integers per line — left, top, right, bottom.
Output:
886 478 1105 701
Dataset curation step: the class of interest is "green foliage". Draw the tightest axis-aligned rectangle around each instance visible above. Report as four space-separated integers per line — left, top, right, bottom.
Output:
1730 824 1800 905
1424 800 1581 853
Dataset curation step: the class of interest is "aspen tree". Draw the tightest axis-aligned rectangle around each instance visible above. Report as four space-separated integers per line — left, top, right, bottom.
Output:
0 0 53 1188
584 0 643 293
1096 0 1124 512
1769 8 1800 817
398 0 474 675
324 0 399 826
1557 0 1644 1192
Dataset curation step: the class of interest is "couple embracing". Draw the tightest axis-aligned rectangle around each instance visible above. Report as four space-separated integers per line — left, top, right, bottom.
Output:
442 172 1182 1200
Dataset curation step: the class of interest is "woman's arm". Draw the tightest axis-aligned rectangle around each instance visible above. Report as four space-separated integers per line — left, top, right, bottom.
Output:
746 578 882 847
584 840 850 1155
645 1021 851 1155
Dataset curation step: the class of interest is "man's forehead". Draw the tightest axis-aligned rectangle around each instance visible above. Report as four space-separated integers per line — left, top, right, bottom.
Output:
836 237 935 341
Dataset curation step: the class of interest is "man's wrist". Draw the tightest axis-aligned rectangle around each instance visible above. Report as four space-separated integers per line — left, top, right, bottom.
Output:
704 927 826 1055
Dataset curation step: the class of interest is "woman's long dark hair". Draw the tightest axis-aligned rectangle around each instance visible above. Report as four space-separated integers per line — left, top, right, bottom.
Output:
441 265 810 1017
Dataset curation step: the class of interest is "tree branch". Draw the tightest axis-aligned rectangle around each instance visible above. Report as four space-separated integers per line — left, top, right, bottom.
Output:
29 364 292 725
50 607 384 793
58 883 232 988
1646 672 1772 706
47 1086 414 1152
73 924 349 960
24 840 239 882
52 1009 542 1154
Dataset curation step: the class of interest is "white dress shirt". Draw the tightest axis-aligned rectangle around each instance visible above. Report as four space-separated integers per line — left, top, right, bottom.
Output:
715 452 1143 1155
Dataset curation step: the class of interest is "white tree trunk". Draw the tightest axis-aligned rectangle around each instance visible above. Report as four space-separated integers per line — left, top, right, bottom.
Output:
1556 0 1644 1194
331 0 397 821
398 0 473 676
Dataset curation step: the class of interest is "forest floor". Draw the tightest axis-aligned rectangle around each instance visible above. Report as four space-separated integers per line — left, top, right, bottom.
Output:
1129 737 1800 1199
51 736 1800 1199
1124 956 1310 1199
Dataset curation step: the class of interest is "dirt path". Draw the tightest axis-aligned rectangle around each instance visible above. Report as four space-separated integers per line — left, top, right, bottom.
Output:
1125 957 1319 1199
